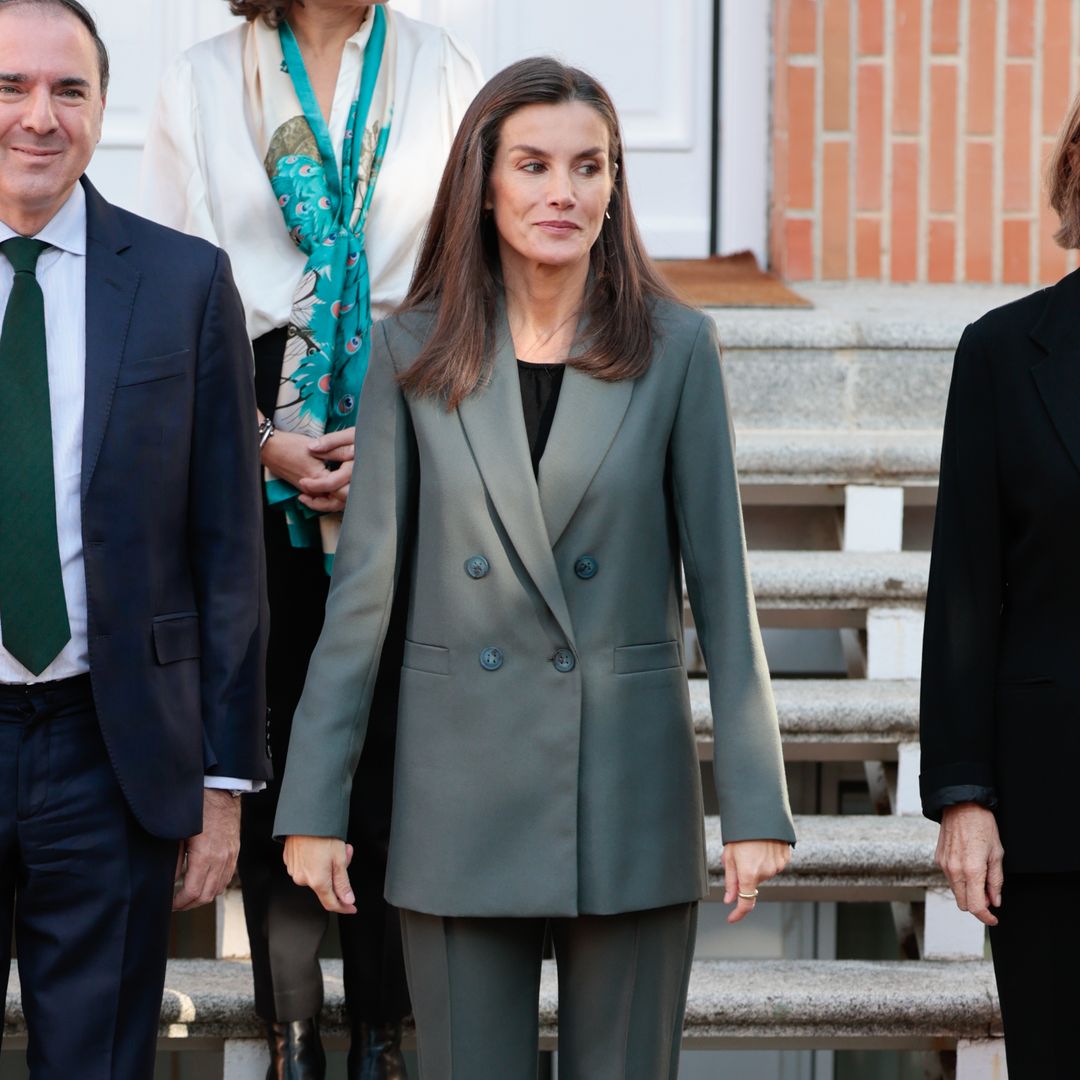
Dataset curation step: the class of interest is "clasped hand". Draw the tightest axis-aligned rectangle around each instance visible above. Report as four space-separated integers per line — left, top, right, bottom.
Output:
261 428 356 514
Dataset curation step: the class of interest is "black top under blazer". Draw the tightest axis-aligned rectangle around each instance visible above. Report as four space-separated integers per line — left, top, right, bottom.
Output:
920 267 1080 872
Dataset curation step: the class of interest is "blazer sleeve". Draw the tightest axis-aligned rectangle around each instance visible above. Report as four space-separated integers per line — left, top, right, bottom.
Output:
190 249 270 781
139 55 221 246
919 323 1002 820
273 321 419 839
670 316 796 845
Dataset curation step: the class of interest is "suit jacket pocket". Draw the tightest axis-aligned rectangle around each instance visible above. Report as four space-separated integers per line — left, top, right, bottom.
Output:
152 613 201 664
614 639 682 675
402 640 450 676
116 349 190 388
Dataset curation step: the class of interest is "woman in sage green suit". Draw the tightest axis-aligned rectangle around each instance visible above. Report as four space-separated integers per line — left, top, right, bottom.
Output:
275 57 796 1079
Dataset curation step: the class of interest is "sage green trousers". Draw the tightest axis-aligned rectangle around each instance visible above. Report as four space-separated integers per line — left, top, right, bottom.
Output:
400 902 698 1079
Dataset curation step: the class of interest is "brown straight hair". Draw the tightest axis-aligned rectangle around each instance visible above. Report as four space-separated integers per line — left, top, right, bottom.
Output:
397 57 678 410
226 0 296 27
1048 91 1080 249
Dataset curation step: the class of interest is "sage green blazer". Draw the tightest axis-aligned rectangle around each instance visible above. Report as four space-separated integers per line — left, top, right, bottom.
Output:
274 296 796 918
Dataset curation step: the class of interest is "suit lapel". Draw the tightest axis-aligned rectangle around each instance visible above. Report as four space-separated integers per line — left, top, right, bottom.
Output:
457 305 576 647
537 355 633 549
81 178 140 500
1030 269 1080 480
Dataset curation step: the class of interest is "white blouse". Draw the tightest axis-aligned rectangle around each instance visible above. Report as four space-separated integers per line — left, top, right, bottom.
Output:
140 11 483 338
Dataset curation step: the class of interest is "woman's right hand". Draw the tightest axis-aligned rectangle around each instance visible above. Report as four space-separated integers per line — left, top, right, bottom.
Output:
260 429 331 492
283 835 357 914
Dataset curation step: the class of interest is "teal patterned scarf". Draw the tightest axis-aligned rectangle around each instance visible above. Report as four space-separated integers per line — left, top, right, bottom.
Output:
246 6 395 567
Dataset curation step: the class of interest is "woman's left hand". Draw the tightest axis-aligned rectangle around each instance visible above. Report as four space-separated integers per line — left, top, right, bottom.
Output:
722 839 792 924
296 429 356 513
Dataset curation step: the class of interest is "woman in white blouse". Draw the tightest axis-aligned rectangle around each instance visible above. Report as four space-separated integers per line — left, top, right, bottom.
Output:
141 2 482 1077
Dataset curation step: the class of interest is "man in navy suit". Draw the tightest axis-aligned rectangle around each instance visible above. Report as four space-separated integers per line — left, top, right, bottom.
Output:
0 1 270 1075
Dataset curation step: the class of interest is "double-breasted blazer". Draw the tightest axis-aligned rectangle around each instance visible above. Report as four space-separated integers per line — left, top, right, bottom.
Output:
920 268 1080 871
274 295 795 917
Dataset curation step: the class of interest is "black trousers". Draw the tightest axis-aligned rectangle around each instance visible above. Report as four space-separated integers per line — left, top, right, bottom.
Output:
238 497 411 1025
0 676 177 1078
988 870 1080 1077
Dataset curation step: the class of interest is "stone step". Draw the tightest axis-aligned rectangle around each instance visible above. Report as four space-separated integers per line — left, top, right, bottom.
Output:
693 678 919 760
5 957 1000 1051
746 551 929 612
708 283 1026 431
705 814 942 901
735 430 941 491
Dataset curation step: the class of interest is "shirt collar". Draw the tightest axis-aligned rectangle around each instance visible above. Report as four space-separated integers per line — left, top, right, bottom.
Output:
0 182 87 256
345 7 375 50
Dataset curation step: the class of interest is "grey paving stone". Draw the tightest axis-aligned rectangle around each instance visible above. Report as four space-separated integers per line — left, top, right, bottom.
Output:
7 958 999 1045
709 282 1030 351
692 678 920 741
735 430 942 486
704 815 943 895
747 550 930 608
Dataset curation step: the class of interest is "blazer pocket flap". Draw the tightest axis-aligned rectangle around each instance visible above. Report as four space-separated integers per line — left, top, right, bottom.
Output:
117 349 190 387
614 639 681 674
402 640 450 676
152 613 201 664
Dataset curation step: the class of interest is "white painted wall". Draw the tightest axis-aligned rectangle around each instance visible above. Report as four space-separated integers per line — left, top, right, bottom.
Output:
85 0 730 258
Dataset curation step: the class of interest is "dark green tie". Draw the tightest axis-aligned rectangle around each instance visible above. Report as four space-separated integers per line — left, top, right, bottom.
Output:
0 237 71 675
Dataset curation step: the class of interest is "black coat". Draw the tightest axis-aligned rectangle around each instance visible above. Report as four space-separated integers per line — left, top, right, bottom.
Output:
920 267 1080 871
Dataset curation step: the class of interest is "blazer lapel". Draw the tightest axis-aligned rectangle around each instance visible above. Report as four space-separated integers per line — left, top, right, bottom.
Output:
457 306 576 647
81 178 140 500
537 353 634 549
1030 270 1080 480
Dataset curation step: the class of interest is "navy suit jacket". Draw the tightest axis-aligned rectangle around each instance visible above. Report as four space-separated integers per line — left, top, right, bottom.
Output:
80 178 270 840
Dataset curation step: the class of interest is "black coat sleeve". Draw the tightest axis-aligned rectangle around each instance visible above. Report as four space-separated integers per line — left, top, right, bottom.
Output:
919 322 1003 821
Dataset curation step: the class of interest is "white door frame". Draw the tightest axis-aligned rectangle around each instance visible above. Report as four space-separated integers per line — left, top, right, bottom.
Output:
716 0 770 266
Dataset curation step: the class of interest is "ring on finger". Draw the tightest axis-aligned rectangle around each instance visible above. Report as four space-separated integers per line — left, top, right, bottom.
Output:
738 889 759 900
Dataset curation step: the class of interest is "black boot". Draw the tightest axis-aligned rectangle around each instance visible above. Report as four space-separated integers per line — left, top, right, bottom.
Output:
347 1021 408 1080
265 1018 327 1080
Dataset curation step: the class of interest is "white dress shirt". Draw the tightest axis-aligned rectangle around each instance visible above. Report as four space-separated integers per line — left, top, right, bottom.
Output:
139 10 483 337
0 184 89 685
0 185 259 792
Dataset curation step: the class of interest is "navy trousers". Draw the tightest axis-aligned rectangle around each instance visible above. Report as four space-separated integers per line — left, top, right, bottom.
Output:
0 676 177 1079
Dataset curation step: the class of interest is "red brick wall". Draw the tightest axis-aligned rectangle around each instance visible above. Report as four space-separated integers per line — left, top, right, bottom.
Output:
771 0 1080 284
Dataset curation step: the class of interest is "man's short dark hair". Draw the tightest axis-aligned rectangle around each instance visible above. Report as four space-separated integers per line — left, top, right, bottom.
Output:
0 0 110 95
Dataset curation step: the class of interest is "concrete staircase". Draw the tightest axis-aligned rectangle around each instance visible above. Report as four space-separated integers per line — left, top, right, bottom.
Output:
2 284 1029 1077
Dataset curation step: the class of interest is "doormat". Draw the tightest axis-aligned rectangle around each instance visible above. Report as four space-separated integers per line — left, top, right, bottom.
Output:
656 251 812 308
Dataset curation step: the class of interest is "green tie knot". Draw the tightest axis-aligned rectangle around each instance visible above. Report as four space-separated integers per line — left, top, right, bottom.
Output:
1 237 48 275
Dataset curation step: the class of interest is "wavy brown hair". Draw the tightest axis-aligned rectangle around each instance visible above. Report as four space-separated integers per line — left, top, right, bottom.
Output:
1048 91 1080 248
226 0 296 27
398 57 677 410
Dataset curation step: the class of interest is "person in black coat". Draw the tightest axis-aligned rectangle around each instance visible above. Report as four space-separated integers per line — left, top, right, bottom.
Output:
920 94 1080 1078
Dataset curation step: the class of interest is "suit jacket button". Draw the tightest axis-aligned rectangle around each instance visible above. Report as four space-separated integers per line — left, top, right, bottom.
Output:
465 555 490 579
574 555 598 580
480 647 504 671
553 649 576 673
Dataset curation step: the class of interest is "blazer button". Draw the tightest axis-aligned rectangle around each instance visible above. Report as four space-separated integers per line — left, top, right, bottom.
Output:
479 647 504 671
574 555 598 580
465 555 490 579
553 648 576 673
